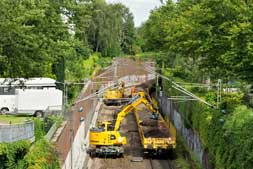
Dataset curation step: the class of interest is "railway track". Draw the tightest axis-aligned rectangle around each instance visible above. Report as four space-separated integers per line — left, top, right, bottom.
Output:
149 159 173 169
88 100 175 169
87 63 176 169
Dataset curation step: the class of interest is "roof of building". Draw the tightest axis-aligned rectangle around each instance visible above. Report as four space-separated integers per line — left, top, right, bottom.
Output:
0 77 56 87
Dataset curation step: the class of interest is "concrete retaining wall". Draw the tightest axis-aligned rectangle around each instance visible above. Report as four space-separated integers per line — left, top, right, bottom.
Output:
62 120 85 169
44 122 57 141
58 58 156 168
62 101 102 169
159 91 211 169
0 121 34 143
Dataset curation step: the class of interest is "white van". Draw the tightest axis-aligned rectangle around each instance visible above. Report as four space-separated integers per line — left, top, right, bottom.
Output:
0 78 63 116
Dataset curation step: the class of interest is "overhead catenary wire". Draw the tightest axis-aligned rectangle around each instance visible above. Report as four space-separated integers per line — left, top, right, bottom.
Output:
167 98 198 101
168 95 198 101
170 96 194 98
93 61 128 80
142 63 214 108
171 85 198 99
143 63 198 96
93 67 114 79
74 82 118 104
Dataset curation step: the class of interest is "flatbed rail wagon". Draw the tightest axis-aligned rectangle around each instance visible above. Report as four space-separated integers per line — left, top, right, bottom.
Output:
134 103 176 156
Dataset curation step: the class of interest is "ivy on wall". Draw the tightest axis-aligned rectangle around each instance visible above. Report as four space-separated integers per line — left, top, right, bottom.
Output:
162 69 253 169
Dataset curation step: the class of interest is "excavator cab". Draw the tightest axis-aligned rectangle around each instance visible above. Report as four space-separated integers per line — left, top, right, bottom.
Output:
88 91 159 157
94 121 107 131
150 112 159 120
90 121 127 146
103 81 125 105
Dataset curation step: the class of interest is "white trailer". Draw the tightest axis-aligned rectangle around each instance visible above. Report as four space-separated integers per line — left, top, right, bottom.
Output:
0 78 63 116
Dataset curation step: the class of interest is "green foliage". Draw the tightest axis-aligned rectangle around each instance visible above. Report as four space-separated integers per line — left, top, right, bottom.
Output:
0 141 30 169
140 0 253 83
135 52 165 66
0 0 71 78
22 139 60 169
139 0 253 167
44 116 63 133
84 0 136 57
82 53 112 76
159 59 253 168
163 72 253 168
66 53 112 104
0 115 28 124
33 118 45 141
202 105 253 169
34 115 63 140
0 115 63 168
82 53 100 78
0 0 134 168
175 158 191 169
175 136 201 169
0 118 61 168
220 93 243 113
0 0 132 97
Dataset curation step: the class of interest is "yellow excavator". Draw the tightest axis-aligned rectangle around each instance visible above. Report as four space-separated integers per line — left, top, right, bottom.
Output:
88 92 158 157
103 81 126 105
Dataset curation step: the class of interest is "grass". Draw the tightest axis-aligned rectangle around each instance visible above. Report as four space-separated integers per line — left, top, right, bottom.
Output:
174 136 202 169
175 157 191 169
0 115 30 124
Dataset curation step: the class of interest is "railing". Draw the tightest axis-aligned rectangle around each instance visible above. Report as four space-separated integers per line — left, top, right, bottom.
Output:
44 122 57 141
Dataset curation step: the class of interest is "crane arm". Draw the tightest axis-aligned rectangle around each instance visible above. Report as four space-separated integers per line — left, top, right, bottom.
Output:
113 92 157 131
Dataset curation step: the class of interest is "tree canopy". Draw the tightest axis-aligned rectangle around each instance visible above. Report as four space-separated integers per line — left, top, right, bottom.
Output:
139 0 253 83
0 0 136 80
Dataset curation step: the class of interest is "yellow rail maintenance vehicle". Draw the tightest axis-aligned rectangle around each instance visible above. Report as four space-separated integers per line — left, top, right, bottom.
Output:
103 81 125 105
134 99 176 156
88 92 158 157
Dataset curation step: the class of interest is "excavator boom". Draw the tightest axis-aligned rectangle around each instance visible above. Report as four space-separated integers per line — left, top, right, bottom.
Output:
113 92 157 131
88 91 158 157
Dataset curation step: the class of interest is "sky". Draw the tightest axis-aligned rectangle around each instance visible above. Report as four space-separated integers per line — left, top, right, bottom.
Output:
106 0 162 27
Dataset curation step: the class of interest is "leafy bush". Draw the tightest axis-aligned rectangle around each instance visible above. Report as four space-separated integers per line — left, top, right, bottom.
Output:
44 116 63 133
177 95 253 168
220 93 243 114
201 105 253 169
33 118 45 141
175 136 201 169
66 53 112 104
163 71 253 168
0 141 30 169
22 139 60 169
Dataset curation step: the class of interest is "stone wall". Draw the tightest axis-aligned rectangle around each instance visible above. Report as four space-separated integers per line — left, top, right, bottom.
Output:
0 121 34 143
159 91 211 169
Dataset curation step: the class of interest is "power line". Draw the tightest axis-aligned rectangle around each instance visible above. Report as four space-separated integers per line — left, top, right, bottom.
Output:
142 63 215 108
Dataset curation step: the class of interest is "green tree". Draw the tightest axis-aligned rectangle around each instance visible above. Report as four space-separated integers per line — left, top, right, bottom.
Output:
0 0 71 78
139 0 253 83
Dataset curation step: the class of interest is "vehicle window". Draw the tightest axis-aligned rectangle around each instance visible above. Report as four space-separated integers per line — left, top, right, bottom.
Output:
3 88 8 93
0 87 15 95
110 135 116 140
